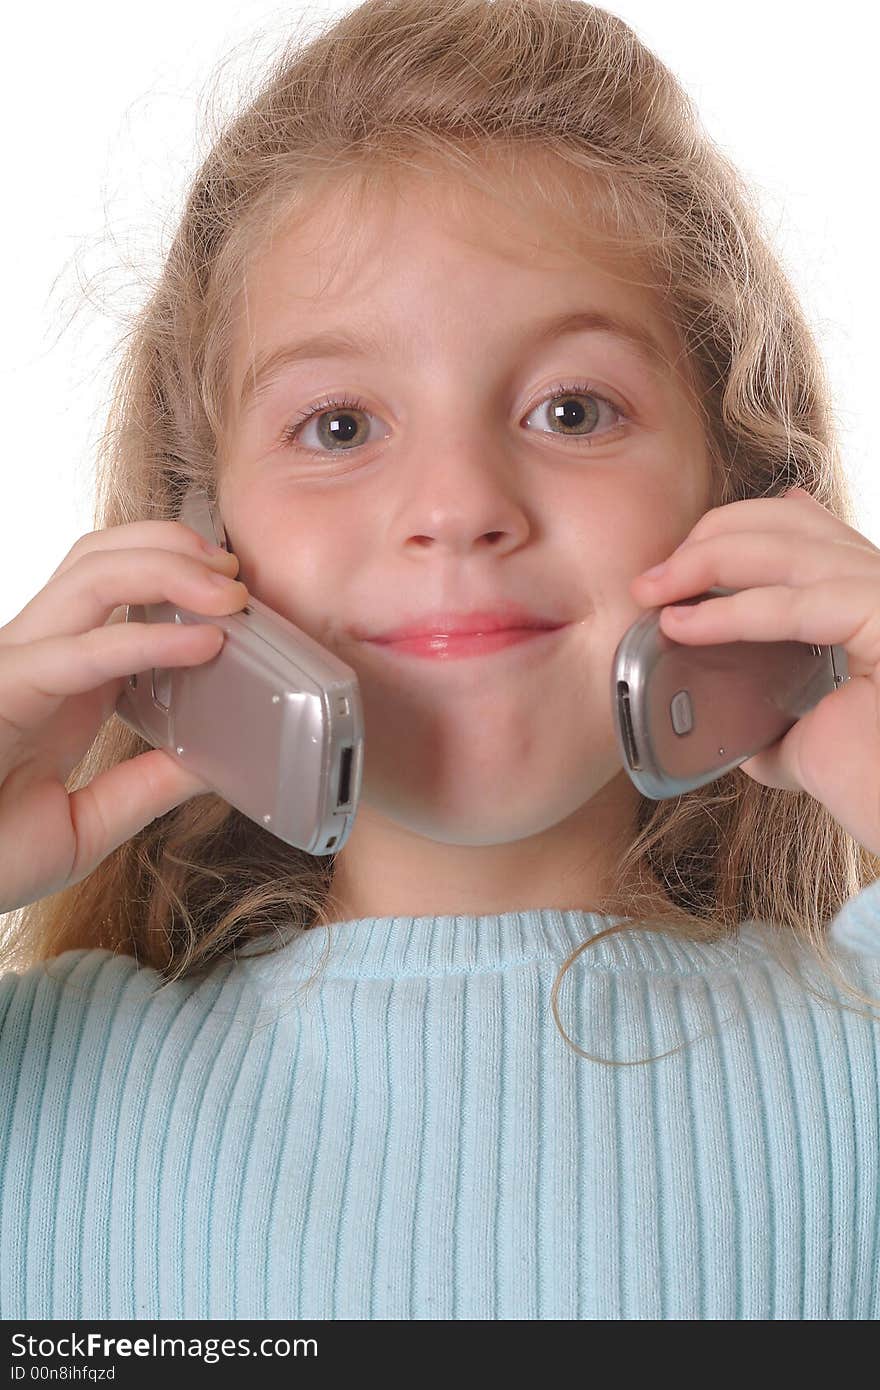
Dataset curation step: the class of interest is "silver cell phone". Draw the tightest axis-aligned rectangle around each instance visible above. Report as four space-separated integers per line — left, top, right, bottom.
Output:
611 586 851 799
114 486 364 856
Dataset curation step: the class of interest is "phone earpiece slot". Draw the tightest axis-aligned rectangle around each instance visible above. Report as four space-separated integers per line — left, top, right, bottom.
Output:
617 681 641 770
336 745 354 808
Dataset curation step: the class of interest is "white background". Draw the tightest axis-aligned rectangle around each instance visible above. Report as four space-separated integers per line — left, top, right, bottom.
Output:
2 0 876 627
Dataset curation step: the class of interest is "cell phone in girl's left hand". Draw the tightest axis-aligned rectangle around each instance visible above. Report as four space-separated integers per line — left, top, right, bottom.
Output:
610 587 850 800
114 487 364 855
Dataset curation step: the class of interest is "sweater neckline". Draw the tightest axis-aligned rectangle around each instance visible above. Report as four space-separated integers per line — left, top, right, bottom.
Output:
232 905 774 981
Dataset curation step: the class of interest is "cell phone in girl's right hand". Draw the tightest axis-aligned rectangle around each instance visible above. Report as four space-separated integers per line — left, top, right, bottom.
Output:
114 487 364 856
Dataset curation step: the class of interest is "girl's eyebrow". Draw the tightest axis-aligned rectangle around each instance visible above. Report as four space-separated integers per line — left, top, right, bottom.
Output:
238 307 673 413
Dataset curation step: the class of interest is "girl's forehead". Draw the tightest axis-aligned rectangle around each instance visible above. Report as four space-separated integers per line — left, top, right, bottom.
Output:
226 157 690 400
237 230 678 396
247 150 638 281
245 177 649 320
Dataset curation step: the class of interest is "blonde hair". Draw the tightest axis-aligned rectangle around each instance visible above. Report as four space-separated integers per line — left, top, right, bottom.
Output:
6 0 880 1063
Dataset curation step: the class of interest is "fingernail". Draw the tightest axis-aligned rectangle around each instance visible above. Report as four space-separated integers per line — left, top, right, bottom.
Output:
203 548 239 573
640 560 669 579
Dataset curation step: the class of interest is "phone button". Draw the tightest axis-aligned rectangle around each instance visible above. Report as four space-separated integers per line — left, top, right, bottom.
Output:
670 689 694 736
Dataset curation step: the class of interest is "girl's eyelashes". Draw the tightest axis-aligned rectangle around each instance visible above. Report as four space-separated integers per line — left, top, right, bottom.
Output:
278 381 631 456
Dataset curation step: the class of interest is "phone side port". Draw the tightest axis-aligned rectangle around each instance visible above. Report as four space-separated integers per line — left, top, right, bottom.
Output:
336 745 353 808
616 681 641 770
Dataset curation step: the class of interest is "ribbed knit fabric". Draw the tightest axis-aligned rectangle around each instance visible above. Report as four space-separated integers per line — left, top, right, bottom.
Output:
2 877 880 1320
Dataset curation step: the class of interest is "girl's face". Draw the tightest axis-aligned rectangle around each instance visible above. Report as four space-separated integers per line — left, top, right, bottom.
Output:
218 169 712 911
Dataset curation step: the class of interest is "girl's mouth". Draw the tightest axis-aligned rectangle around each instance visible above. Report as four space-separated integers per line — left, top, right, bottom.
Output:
366 625 570 660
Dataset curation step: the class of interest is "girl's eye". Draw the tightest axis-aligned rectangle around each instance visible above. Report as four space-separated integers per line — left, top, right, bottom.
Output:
281 393 387 453
522 381 629 445
280 381 629 455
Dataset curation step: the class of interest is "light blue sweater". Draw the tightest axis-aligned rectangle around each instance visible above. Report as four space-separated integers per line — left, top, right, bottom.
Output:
1 878 879 1321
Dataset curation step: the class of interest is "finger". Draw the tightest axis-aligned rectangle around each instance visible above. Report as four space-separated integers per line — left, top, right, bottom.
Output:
736 739 805 793
0 619 228 737
1 546 247 646
47 519 233 582
655 575 875 679
64 746 222 891
632 531 879 608
665 490 876 561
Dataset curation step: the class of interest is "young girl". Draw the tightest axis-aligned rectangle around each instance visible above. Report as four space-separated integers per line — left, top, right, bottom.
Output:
1 0 879 1321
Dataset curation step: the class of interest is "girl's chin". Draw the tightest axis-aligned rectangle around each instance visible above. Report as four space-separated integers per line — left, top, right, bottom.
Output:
358 779 598 842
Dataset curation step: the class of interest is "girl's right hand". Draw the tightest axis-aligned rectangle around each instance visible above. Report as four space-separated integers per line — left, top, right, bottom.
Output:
0 520 250 915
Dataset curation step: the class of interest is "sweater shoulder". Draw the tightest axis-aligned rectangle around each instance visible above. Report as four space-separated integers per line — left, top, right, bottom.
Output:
0 949 149 1040
0 947 190 1028
0 948 252 1106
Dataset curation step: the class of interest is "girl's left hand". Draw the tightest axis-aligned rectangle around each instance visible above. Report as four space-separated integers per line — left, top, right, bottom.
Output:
630 486 880 857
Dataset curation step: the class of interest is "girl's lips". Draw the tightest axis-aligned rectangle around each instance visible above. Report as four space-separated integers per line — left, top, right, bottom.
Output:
367 625 569 660
362 604 566 642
